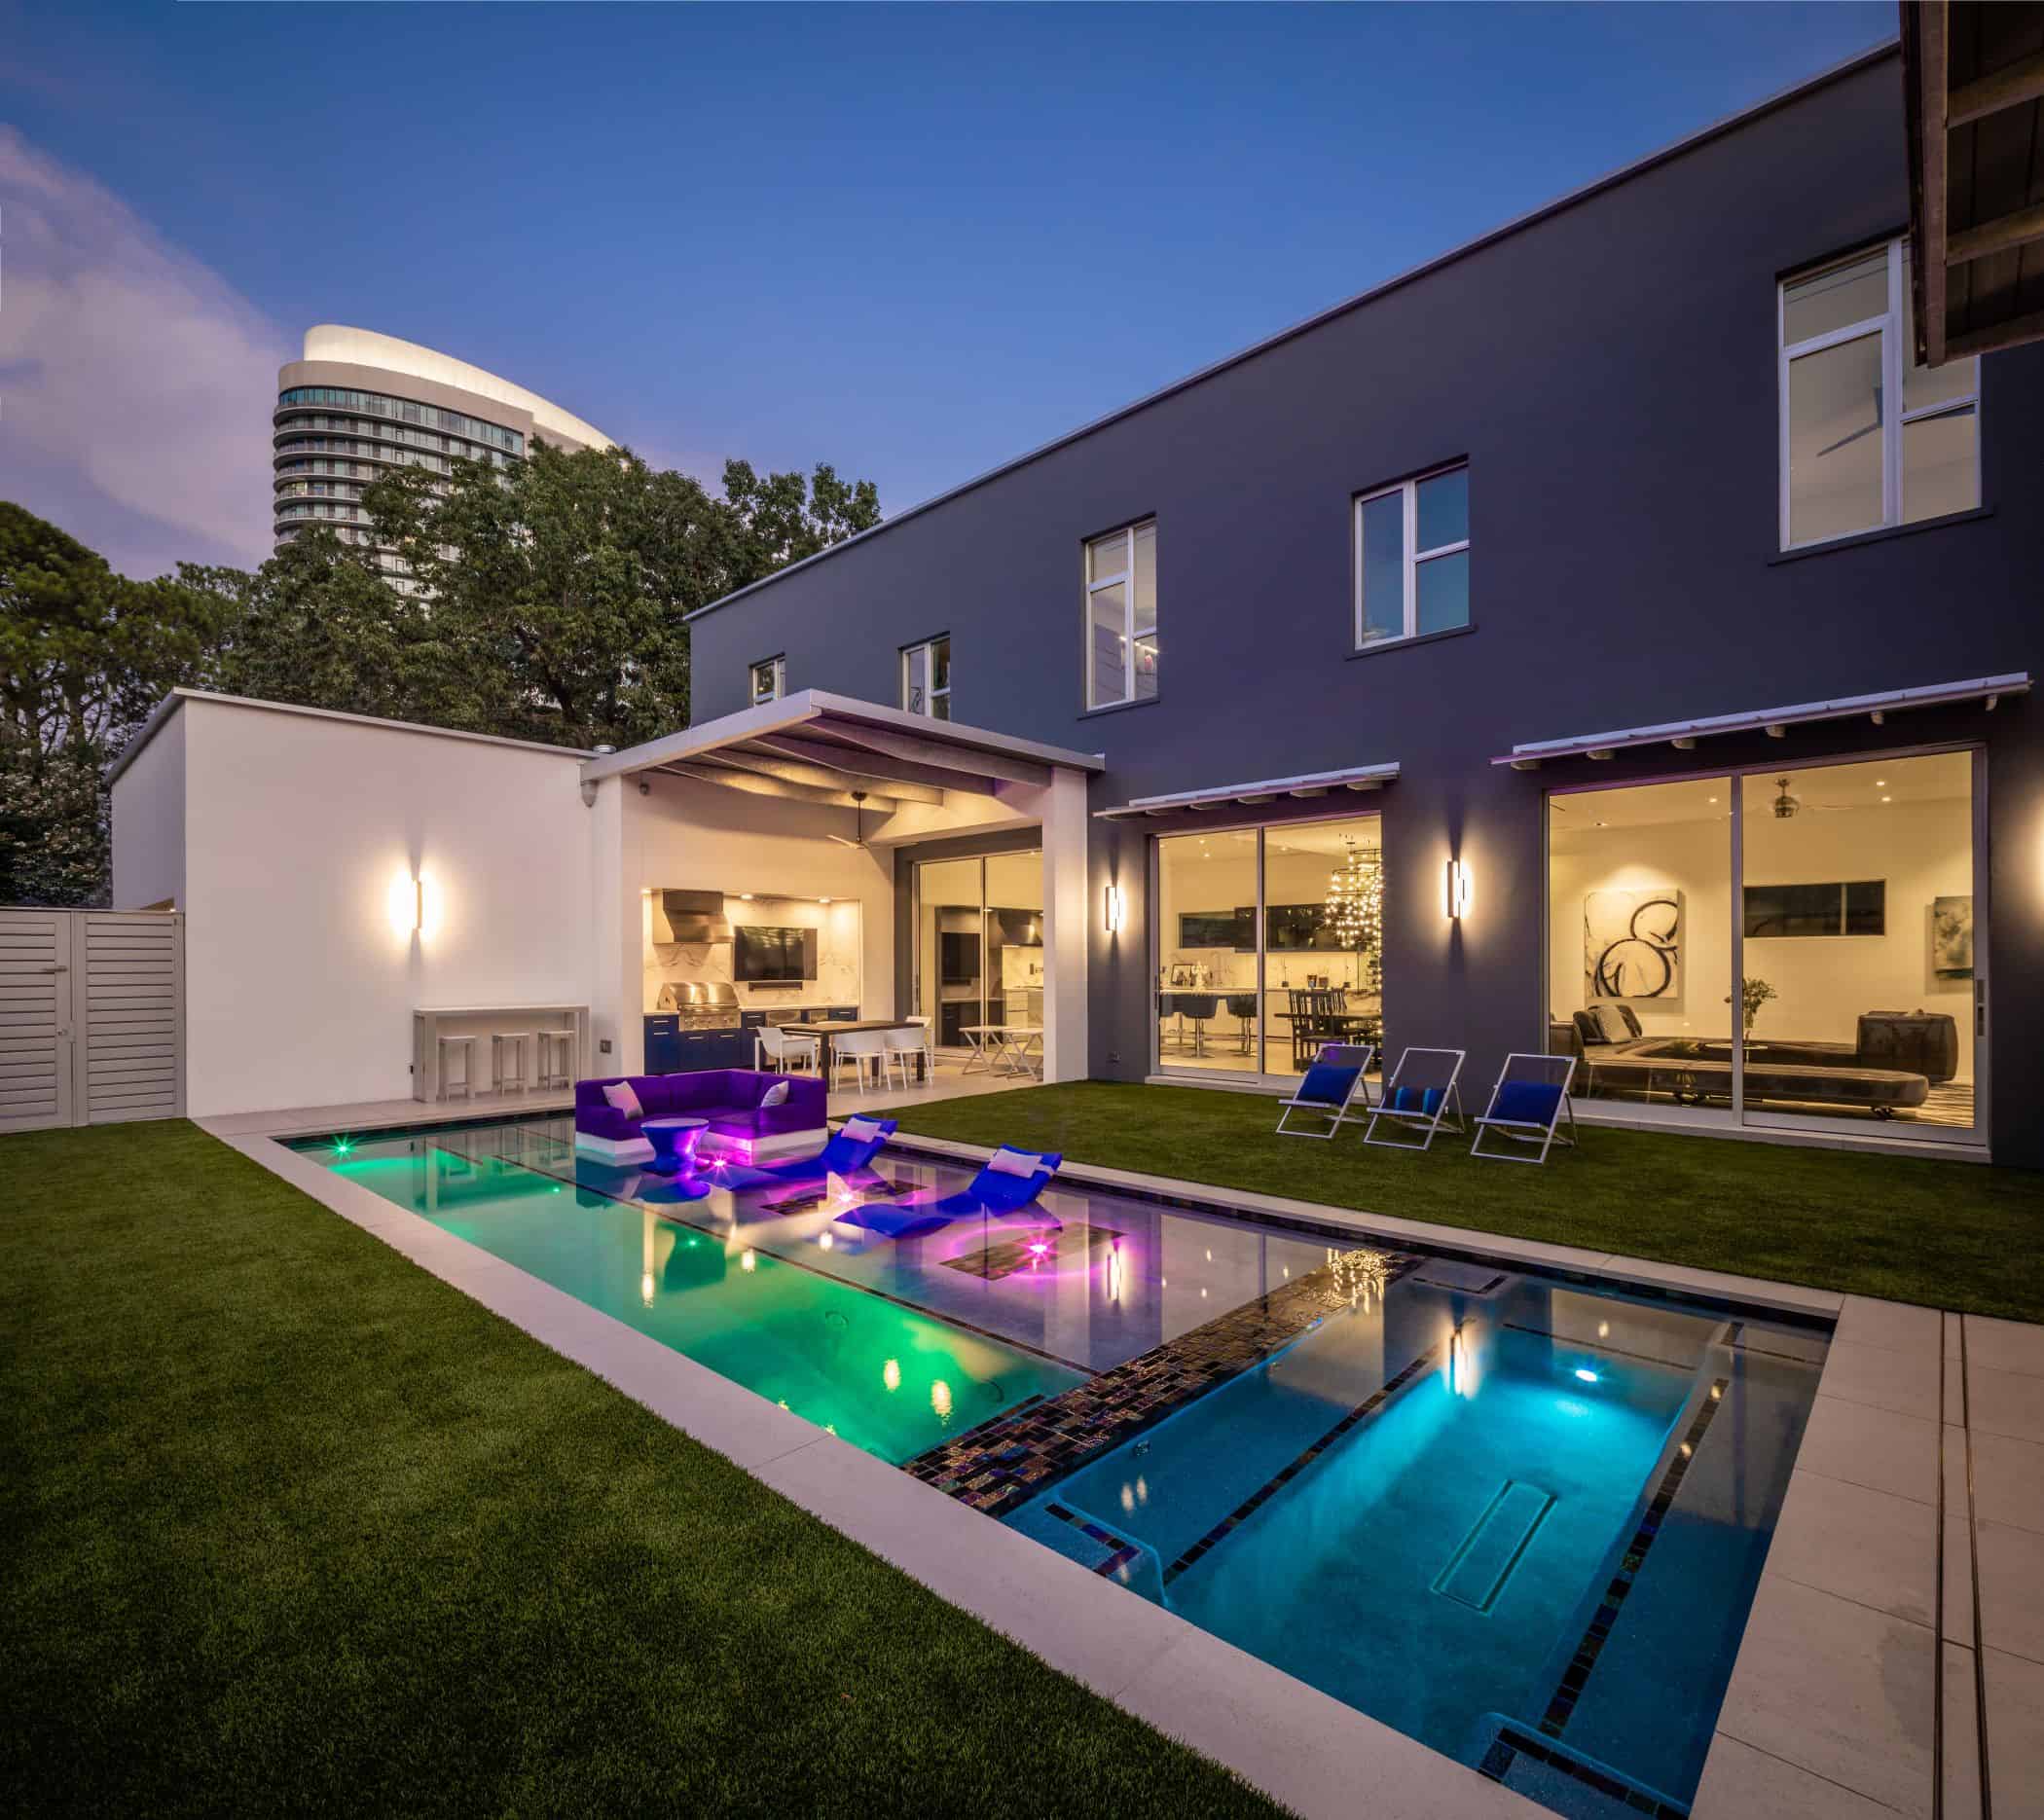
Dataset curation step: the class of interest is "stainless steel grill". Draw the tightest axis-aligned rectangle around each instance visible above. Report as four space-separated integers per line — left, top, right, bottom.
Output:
656 980 741 1028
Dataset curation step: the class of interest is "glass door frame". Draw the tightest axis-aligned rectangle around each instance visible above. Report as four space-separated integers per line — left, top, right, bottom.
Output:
1149 811 1383 1086
910 850 1044 1052
1544 739 1988 1153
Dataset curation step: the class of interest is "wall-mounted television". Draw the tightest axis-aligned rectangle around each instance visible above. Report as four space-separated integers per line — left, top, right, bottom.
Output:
733 925 818 982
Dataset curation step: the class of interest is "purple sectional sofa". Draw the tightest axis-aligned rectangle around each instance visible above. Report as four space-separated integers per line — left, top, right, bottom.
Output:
573 1070 826 1164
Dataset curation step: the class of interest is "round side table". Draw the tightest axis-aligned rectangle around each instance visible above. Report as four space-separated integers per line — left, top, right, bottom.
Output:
640 1115 708 1177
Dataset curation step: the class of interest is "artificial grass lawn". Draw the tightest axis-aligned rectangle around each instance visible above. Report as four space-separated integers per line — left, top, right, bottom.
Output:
873 1081 2044 1324
0 1121 1287 1819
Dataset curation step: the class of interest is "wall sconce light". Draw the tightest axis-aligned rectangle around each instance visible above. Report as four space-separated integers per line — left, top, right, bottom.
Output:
387 872 432 938
1444 858 1472 919
1104 884 1126 933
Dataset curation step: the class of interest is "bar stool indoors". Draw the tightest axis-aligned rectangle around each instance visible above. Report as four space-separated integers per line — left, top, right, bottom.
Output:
436 1034 478 1101
534 1028 575 1091
1225 993 1259 1055
491 1032 532 1095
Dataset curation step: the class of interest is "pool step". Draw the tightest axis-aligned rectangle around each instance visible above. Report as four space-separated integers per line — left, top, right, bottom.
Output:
1433 1479 1555 1613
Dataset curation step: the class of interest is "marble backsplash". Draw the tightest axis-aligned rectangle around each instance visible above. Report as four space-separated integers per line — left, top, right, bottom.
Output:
643 896 862 1013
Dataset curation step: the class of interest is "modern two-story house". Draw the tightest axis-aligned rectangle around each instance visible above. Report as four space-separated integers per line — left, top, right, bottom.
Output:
686 41 2044 1166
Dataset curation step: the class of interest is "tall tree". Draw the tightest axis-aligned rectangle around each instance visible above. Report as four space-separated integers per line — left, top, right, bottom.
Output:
719 459 882 589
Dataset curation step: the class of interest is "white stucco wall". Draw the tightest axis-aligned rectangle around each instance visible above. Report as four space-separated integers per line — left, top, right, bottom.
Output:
111 708 186 912
158 698 595 1115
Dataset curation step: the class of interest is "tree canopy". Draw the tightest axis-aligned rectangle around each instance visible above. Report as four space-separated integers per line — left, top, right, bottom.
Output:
0 444 880 903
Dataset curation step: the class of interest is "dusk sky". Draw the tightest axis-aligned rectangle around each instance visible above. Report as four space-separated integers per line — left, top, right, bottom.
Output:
5 0 1892 579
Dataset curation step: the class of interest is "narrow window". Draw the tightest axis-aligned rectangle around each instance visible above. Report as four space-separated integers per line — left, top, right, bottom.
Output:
748 655 785 708
1355 464 1470 647
1084 519 1157 709
901 636 952 719
1779 239 1980 550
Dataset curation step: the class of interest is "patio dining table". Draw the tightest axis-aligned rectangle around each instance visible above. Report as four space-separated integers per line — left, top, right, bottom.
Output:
776 1017 921 1078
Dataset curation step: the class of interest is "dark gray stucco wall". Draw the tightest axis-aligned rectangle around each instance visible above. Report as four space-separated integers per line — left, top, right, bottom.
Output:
692 50 2044 1164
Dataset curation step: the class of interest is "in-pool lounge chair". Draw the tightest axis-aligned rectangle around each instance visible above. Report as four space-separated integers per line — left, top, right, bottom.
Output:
755 1115 897 1183
1470 1053 1578 1165
1363 1047 1467 1151
1276 1043 1376 1139
838 1146 1063 1241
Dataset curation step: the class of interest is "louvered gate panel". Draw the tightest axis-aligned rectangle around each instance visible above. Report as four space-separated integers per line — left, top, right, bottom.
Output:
0 909 74 1133
78 913 184 1124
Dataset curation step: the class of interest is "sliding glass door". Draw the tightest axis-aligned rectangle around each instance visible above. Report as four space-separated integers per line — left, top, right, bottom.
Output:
912 852 1043 1052
1546 748 1983 1147
1153 815 1385 1082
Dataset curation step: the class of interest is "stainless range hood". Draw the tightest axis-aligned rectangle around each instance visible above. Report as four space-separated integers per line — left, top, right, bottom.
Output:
650 889 732 944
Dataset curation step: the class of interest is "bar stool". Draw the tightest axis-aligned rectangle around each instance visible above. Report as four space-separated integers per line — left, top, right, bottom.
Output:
436 1034 478 1101
1178 993 1219 1058
534 1028 575 1090
492 1032 532 1095
1226 993 1259 1054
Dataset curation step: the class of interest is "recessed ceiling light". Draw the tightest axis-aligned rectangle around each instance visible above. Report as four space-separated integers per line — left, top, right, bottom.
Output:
819 896 832 904
1881 795 1891 803
739 892 754 901
1707 795 1719 804
1876 779 1887 786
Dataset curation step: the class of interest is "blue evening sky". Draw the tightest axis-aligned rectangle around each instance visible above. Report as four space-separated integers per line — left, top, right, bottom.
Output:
5 1 1892 571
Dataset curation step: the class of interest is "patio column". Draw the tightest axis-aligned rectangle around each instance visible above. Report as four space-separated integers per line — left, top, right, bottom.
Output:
1039 764 1091 1082
586 775 642 1077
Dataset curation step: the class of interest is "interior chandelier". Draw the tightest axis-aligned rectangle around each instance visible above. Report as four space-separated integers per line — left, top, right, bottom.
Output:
1324 837 1383 983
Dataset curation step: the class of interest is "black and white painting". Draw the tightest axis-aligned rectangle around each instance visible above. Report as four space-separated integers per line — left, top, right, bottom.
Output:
1585 888 1682 1001
1931 893 1974 980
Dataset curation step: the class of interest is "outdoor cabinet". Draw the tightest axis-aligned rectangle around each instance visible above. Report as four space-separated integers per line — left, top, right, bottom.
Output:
643 1016 680 1074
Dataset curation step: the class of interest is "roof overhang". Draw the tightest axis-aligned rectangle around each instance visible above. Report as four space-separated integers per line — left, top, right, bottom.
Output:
1097 762 1399 820
1904 1 2044 363
580 690 1103 808
1492 673 2028 770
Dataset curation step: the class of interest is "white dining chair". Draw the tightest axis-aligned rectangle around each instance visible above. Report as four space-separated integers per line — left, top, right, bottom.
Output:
906 1016 938 1078
884 1026 929 1090
756 1025 820 1074
832 1029 890 1095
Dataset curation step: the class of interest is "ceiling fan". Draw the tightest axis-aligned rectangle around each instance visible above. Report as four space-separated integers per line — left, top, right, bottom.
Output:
827 790 870 849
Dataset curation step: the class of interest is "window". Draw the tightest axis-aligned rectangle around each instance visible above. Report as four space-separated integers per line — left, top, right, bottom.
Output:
1742 881 1886 939
901 637 951 719
1779 240 1980 549
748 656 785 707
1084 519 1157 709
1355 465 1470 647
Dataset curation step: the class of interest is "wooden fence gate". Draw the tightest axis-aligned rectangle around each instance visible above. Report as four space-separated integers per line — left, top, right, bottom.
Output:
0 909 185 1134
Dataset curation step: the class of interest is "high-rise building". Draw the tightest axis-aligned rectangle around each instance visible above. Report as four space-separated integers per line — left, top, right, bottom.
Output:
272 325 612 577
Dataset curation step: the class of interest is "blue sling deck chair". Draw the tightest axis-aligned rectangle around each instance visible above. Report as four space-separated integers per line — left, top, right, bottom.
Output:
758 1115 897 1182
1275 1042 1376 1138
1469 1054 1578 1164
1362 1046 1468 1151
837 1146 1064 1241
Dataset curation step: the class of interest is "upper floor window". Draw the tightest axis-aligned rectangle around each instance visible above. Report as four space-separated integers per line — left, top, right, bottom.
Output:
1779 240 1980 550
1084 519 1157 709
901 636 951 720
1355 463 1469 647
748 655 785 707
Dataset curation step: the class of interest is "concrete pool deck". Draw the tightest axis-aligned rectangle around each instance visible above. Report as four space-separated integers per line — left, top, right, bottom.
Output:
204 1110 2043 1820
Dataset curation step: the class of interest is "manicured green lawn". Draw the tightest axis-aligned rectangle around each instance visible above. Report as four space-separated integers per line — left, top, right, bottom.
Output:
873 1081 2044 1324
0 1120 1286 1819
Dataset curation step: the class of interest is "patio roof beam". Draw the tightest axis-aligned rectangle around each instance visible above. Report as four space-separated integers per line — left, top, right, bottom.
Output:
653 761 876 811
711 744 941 805
813 721 1053 788
750 732 1003 796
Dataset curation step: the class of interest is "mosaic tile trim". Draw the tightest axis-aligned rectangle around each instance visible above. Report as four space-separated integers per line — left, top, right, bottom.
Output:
1042 1502 1147 1582
939 1225 1125 1282
1160 1336 1447 1585
905 1249 1424 1517
1476 1725 1689 1820
1525 1375 1732 1747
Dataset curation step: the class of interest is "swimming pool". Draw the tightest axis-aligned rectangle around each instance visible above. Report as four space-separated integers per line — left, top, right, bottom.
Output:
298 1113 1828 1816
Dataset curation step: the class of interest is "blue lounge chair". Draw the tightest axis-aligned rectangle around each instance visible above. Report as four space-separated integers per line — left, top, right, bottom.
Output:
1363 1046 1468 1151
1470 1054 1577 1164
1276 1042 1376 1138
758 1116 897 1183
838 1146 1064 1240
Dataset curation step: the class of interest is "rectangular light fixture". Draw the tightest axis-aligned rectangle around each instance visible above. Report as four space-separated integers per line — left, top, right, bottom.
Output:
1104 884 1125 933
1444 858 1472 919
414 878 426 932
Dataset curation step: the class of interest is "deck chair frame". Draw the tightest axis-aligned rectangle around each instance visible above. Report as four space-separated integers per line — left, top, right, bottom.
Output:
1470 1054 1579 1165
1275 1042 1377 1139
1363 1047 1468 1151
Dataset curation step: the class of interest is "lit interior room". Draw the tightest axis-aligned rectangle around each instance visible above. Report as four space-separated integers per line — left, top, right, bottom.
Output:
1547 750 1976 1137
1154 816 1385 1080
912 851 1044 1064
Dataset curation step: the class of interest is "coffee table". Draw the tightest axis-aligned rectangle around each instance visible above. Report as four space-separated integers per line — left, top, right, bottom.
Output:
641 1115 708 1175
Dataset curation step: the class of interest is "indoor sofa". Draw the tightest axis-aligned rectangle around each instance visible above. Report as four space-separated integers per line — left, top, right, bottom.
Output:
573 1070 826 1164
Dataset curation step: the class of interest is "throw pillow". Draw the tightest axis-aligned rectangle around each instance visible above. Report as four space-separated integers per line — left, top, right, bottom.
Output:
986 1147 1042 1178
1389 1085 1444 1115
1592 1003 1632 1044
1493 1081 1562 1125
602 1080 644 1120
840 1116 883 1142
1297 1062 1357 1105
758 1080 790 1108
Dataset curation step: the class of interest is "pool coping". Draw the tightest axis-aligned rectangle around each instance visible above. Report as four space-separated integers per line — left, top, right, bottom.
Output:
205 1111 1982 1820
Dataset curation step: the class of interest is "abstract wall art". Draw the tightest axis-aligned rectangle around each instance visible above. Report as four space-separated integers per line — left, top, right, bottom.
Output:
1931 893 1974 980
1585 888 1683 1001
